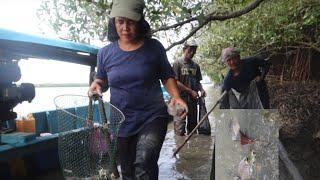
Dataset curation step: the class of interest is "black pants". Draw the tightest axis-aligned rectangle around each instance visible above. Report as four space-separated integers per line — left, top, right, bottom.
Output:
118 117 168 180
186 99 198 134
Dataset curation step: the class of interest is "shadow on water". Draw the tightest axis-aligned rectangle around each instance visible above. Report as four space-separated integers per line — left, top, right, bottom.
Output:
159 83 220 180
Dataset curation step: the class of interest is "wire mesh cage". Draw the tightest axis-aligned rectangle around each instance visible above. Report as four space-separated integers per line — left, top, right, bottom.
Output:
54 94 125 179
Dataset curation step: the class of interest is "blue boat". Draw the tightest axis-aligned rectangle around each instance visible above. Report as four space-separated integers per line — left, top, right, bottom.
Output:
0 28 169 179
0 28 101 179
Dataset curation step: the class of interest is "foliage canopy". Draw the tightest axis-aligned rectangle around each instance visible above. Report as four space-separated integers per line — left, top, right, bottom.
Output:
196 0 319 82
37 0 319 82
37 0 264 49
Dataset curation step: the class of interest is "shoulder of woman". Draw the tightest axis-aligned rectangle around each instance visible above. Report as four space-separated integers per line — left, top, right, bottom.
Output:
100 42 117 50
98 42 117 54
147 38 165 48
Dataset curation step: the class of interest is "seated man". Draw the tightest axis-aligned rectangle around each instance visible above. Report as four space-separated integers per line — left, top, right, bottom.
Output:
220 47 270 109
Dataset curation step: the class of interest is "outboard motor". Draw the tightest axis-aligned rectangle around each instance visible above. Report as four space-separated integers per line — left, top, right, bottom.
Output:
0 59 35 122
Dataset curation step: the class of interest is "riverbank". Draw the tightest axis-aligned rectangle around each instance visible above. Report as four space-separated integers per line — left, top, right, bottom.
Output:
269 80 320 179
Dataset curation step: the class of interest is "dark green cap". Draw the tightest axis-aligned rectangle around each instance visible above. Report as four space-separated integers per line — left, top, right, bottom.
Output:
110 0 145 21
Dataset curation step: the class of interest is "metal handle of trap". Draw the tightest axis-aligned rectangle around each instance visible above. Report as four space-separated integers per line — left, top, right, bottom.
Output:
89 94 120 178
173 91 227 157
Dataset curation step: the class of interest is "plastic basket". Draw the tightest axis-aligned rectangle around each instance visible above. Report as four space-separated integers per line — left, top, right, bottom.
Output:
54 94 125 179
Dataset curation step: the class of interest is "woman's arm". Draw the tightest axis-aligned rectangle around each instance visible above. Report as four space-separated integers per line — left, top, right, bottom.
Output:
162 78 182 100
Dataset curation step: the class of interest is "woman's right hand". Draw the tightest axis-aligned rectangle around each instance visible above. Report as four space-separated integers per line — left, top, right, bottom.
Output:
88 80 103 97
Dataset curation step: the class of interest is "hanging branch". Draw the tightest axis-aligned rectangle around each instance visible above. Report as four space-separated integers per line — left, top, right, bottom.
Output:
154 0 264 33
161 0 265 50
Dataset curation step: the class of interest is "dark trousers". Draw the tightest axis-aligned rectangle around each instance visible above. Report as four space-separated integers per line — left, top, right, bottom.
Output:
118 117 168 180
186 99 198 134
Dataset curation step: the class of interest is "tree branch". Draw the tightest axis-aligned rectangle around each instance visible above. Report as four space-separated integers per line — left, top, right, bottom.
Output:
206 0 264 21
297 41 320 53
161 0 265 51
165 21 209 51
152 17 198 34
155 0 265 33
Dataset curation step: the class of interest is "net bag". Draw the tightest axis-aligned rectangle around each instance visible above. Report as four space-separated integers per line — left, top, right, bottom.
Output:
54 94 125 179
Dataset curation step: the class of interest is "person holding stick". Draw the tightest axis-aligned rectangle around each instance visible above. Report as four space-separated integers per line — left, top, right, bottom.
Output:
220 47 270 109
172 40 207 136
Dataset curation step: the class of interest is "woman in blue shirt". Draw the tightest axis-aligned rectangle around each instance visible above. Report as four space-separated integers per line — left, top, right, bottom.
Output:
88 0 187 179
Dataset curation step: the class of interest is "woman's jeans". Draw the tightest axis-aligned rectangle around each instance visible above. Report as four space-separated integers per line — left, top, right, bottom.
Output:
118 117 168 180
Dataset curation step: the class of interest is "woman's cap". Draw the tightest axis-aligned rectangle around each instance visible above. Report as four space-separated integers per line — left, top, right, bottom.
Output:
221 47 240 62
110 0 145 21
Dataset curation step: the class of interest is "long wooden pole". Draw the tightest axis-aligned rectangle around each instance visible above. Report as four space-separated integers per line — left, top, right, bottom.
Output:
173 91 227 157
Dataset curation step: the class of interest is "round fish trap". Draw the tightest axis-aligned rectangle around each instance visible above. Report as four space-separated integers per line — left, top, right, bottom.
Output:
54 94 125 179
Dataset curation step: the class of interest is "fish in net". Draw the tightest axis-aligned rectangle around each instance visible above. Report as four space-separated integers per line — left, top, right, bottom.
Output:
54 94 125 179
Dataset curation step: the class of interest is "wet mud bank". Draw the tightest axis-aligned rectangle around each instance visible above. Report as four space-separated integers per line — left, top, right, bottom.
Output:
269 81 320 180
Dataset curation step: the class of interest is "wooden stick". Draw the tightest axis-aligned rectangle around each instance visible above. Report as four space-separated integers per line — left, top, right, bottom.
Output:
173 91 227 157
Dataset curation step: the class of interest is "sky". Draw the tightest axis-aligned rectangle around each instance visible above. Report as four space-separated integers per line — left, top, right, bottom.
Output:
0 1 43 34
0 0 92 84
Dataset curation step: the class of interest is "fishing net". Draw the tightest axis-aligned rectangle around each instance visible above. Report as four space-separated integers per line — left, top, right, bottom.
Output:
54 94 125 179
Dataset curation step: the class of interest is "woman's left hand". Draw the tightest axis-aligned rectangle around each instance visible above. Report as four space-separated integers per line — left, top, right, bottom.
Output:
169 97 188 119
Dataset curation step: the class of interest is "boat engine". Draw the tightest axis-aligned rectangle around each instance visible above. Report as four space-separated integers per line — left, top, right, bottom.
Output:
0 59 35 122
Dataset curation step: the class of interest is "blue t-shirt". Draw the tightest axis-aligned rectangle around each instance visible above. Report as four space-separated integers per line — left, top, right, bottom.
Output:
222 57 269 93
96 38 175 137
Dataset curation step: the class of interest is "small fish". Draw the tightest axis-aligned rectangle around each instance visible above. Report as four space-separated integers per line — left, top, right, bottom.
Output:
230 118 240 141
63 169 73 173
313 130 320 139
240 131 254 145
247 150 256 165
238 150 256 179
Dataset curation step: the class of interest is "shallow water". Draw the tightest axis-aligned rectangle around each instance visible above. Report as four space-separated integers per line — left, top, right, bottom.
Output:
159 124 214 180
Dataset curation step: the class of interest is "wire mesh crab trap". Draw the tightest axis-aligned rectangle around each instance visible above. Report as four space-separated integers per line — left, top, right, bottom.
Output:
54 94 125 179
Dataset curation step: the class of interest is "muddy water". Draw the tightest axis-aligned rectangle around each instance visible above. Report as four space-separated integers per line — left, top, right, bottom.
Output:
158 83 220 180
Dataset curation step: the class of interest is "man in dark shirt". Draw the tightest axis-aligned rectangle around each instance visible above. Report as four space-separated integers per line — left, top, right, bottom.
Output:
173 40 206 135
220 47 270 109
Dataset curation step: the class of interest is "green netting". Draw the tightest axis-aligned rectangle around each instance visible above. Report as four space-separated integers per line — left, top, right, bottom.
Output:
54 94 125 179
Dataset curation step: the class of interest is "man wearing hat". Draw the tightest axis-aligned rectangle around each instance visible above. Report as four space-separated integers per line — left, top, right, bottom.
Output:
172 40 207 135
220 47 270 109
